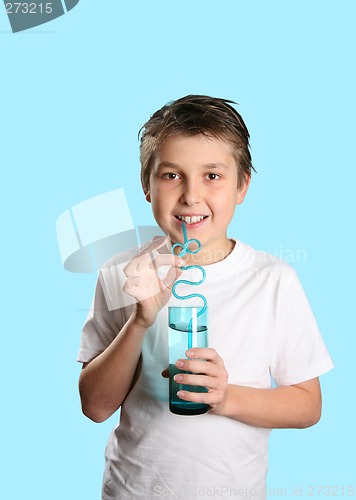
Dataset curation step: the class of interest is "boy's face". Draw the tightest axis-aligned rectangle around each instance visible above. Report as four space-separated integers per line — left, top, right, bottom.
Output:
145 134 249 265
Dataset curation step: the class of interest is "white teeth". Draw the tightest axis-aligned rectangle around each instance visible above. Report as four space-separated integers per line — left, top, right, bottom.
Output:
178 215 205 224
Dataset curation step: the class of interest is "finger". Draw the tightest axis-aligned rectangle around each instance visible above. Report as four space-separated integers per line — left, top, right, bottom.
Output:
151 254 184 270
173 372 214 389
160 264 184 290
122 281 141 299
136 253 152 271
140 236 171 255
176 389 216 405
122 276 160 300
122 277 142 296
161 367 169 378
123 254 148 276
175 359 218 377
135 252 174 272
123 244 183 277
123 239 170 275
125 276 142 285
125 253 182 277
185 348 223 365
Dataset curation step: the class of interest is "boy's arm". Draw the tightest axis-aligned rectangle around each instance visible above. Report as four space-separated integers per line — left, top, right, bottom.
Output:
79 242 184 423
213 378 322 428
79 314 147 423
172 348 322 429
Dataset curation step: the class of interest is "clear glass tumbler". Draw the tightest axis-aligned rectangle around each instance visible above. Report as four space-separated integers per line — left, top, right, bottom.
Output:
168 306 209 415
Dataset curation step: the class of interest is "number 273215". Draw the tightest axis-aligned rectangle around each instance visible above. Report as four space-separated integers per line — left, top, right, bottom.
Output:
5 3 53 14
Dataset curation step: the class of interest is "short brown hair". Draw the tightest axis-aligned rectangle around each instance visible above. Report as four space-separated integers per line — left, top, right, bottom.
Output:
139 94 255 192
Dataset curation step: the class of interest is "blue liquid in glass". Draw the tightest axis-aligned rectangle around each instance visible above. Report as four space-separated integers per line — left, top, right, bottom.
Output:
169 321 208 416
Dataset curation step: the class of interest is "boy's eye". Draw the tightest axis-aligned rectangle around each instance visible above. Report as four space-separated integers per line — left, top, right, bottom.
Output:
206 173 220 180
162 173 180 180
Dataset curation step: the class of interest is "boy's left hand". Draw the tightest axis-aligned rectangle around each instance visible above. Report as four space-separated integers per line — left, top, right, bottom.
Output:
161 348 229 414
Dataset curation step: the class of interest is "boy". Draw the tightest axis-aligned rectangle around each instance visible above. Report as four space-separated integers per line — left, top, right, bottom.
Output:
77 95 333 499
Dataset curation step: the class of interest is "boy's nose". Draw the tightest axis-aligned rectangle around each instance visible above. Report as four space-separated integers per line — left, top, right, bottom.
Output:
179 181 201 206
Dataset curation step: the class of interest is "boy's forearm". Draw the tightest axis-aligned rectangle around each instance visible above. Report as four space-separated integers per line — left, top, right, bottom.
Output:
79 316 147 423
213 378 322 429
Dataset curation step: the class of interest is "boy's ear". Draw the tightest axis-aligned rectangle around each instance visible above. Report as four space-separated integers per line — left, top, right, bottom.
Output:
236 175 251 205
145 191 151 203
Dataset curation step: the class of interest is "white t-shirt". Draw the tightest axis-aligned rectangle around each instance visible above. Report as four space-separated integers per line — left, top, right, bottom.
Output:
77 239 333 500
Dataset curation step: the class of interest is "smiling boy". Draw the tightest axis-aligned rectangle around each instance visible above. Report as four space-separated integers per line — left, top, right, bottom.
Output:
78 95 333 499
146 133 248 266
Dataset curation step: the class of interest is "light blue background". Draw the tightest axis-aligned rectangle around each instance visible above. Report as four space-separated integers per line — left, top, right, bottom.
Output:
1 1 354 498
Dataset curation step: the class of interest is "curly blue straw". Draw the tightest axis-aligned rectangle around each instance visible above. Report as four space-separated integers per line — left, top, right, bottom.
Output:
171 222 207 349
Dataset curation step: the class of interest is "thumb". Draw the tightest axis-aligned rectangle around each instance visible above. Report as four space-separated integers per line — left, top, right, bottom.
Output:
161 264 184 290
161 367 169 378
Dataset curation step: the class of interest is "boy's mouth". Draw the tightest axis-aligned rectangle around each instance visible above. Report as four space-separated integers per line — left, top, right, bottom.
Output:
174 215 208 225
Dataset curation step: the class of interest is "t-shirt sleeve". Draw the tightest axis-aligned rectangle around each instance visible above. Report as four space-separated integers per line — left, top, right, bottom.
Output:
270 270 334 386
77 275 131 363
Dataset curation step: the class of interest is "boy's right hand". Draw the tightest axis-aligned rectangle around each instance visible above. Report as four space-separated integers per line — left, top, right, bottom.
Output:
123 237 184 329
